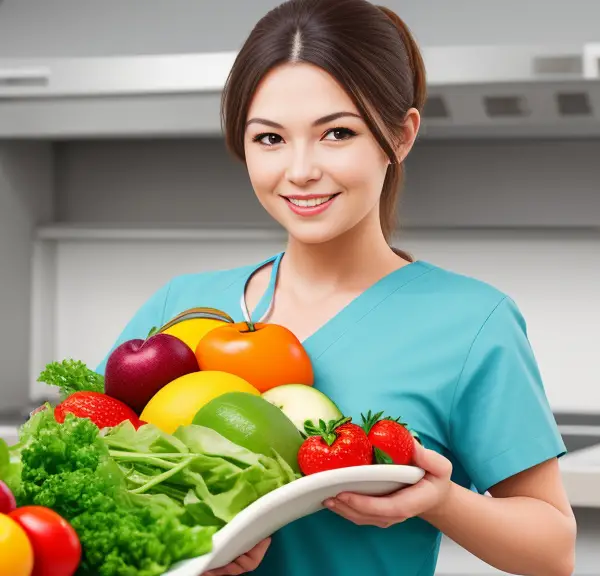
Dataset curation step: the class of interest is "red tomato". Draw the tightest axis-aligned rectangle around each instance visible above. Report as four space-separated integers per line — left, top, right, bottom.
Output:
9 506 81 576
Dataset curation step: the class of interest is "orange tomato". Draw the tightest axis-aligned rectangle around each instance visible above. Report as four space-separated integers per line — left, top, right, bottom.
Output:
195 321 314 392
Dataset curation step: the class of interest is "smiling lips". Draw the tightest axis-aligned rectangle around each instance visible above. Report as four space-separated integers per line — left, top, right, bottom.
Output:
283 193 340 216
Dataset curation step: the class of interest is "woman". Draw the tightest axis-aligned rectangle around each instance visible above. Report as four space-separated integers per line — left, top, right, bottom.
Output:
96 1 576 574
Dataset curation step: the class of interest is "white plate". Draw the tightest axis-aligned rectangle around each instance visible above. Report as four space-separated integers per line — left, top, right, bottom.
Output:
163 464 425 576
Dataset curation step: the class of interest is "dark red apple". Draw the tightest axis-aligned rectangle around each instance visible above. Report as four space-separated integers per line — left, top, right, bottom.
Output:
104 333 199 414
0 479 16 514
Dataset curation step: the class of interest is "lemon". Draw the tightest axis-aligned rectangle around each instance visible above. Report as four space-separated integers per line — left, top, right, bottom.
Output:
0 514 34 576
162 317 227 353
140 371 260 434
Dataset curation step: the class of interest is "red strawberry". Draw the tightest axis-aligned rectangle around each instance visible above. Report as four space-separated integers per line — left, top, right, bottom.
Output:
361 410 419 465
298 416 372 475
54 391 144 430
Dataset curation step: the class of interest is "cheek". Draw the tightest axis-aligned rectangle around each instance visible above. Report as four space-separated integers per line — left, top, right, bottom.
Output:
245 149 281 198
328 143 387 199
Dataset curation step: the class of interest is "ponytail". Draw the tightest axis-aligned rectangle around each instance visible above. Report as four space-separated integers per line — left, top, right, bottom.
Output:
377 6 427 112
373 6 427 262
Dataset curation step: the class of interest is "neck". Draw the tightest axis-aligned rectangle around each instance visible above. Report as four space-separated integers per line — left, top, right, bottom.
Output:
280 213 410 295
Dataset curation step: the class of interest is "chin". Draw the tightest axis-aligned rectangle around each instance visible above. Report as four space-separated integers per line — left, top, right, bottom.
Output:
263 197 364 246
284 220 354 246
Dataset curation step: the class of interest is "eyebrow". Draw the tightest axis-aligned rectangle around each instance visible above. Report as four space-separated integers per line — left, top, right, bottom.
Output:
245 111 362 130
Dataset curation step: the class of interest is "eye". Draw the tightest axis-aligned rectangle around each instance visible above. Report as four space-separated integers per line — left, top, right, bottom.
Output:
252 133 284 146
250 127 357 147
323 127 357 141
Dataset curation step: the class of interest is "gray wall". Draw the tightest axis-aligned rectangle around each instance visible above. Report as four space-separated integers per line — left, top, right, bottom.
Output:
0 0 600 58
0 143 53 410
0 1 598 573
56 137 600 228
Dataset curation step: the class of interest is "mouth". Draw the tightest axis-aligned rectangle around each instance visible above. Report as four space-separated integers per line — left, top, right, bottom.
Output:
283 193 341 207
281 192 341 217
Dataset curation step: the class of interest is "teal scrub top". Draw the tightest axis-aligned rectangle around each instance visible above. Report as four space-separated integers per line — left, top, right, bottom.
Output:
95 252 567 576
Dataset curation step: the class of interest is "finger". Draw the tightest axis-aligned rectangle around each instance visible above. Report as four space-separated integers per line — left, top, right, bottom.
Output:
235 537 271 570
412 441 452 479
246 537 272 562
210 537 271 574
202 566 243 576
326 498 400 527
332 492 399 518
202 560 247 576
213 565 245 576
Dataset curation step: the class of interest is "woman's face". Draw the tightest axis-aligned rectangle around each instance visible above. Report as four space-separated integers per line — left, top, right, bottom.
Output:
244 63 397 245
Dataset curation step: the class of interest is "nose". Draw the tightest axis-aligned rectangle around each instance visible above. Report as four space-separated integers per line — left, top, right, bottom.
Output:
285 145 322 186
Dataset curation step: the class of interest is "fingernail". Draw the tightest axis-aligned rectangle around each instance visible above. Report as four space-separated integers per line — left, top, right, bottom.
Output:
324 499 335 508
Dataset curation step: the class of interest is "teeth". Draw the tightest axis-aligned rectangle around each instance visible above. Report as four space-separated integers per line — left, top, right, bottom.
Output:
288 195 334 207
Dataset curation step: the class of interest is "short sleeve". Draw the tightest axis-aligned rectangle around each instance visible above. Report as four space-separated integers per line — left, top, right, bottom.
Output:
449 296 567 494
94 280 173 376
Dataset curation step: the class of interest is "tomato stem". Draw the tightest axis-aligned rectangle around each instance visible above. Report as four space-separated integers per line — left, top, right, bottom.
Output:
246 320 256 332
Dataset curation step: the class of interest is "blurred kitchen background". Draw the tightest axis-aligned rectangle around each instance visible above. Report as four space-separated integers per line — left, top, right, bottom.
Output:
0 0 599 573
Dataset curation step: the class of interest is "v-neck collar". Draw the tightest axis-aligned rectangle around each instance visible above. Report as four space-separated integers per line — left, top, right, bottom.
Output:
239 252 432 359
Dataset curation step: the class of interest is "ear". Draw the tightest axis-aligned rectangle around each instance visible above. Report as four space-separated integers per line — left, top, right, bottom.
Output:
391 108 421 164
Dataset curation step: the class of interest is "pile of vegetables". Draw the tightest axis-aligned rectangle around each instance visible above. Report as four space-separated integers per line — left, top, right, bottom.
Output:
0 306 421 575
0 395 297 575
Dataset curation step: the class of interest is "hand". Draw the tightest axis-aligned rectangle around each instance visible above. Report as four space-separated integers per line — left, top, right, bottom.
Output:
323 439 453 527
202 537 271 575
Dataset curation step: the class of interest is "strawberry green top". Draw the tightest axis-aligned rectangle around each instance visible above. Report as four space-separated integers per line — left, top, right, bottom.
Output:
95 252 566 576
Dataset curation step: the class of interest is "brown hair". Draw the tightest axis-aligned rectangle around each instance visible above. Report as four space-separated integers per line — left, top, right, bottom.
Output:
221 0 427 260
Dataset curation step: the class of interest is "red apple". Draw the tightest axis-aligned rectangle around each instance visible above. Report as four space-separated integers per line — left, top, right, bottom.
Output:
0 479 16 514
104 333 199 414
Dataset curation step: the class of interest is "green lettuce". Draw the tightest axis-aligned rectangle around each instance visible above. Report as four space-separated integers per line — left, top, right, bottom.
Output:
1 406 299 575
102 420 299 527
2 408 215 576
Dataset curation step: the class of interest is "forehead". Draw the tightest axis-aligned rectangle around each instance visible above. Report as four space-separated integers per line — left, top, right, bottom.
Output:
247 62 359 121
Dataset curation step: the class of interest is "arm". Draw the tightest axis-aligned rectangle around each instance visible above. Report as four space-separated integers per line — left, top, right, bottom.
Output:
327 442 576 576
421 457 576 576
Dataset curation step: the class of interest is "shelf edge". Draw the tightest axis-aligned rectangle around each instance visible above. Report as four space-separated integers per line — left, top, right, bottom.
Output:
35 224 600 242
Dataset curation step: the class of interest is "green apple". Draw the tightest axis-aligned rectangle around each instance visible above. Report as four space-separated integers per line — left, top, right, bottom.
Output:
262 384 344 434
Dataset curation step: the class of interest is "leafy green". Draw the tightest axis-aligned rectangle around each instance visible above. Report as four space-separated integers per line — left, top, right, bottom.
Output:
102 420 299 528
1 402 300 576
3 408 215 576
37 359 104 400
0 437 8 476
0 437 20 492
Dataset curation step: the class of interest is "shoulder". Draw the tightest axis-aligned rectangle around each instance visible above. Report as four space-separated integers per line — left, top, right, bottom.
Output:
408 259 523 331
415 260 507 302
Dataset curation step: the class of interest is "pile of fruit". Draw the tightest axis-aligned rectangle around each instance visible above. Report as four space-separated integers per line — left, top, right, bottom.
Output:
0 307 420 576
